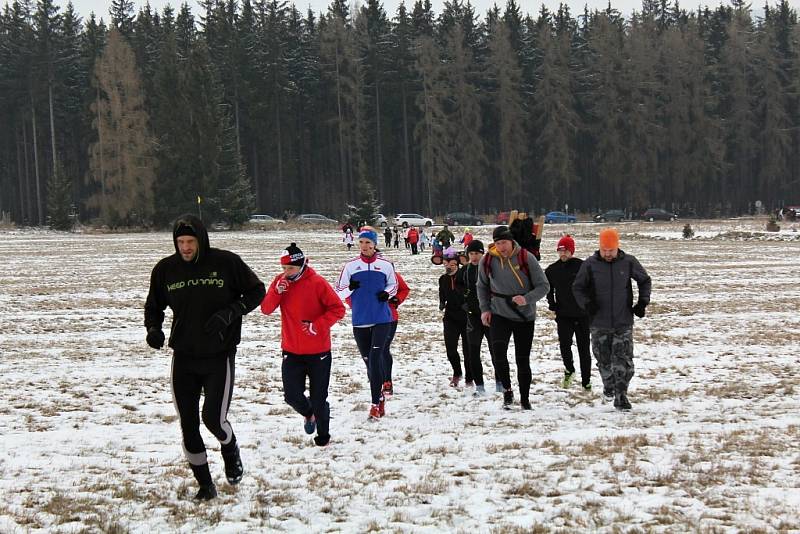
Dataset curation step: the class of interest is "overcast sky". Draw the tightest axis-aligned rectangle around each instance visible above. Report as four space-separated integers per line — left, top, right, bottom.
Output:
62 0 791 23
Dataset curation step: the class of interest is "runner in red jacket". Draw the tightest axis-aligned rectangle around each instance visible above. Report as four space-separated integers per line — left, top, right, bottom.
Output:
261 243 345 447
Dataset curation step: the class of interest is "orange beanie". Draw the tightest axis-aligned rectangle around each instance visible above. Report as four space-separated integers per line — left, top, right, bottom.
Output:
599 228 620 249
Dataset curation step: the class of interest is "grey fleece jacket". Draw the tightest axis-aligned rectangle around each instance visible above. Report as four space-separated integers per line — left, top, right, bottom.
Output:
476 242 550 322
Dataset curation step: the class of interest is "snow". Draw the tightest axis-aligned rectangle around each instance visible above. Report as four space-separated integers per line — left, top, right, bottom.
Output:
0 218 798 532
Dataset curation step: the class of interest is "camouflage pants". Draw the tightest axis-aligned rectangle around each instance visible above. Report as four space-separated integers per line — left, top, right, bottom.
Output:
590 327 634 395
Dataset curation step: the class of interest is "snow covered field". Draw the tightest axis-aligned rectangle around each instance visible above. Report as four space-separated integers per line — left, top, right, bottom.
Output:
0 218 798 533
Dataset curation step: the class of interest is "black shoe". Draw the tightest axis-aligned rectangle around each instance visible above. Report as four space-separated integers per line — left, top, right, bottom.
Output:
314 434 331 447
195 484 217 500
222 445 244 485
615 394 632 411
502 390 514 409
520 399 532 410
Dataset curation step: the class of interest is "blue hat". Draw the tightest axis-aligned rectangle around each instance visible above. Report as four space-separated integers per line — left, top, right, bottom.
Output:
358 229 378 245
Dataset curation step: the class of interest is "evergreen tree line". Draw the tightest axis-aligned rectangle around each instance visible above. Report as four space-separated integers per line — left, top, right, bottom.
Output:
1 0 798 228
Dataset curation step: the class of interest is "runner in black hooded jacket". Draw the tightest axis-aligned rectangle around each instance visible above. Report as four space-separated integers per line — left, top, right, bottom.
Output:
144 214 265 500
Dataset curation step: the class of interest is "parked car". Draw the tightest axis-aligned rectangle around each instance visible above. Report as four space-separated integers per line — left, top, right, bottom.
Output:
296 213 339 224
372 213 388 227
544 211 577 224
594 209 626 223
496 211 511 224
249 214 285 225
641 208 677 221
210 221 231 231
393 213 434 228
444 212 483 226
780 206 799 221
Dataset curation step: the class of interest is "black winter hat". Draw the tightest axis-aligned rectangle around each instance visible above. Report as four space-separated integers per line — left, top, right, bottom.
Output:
466 239 485 254
174 221 198 239
280 242 305 266
492 225 515 242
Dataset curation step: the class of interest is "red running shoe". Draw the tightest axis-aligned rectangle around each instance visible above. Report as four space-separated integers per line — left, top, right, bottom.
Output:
368 404 381 421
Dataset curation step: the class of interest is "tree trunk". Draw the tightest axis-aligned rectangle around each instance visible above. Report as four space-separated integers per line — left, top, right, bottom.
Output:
335 44 348 206
252 144 260 210
96 87 106 199
275 97 284 209
31 96 43 226
234 85 241 156
374 82 383 199
16 127 26 223
401 83 411 210
49 83 57 174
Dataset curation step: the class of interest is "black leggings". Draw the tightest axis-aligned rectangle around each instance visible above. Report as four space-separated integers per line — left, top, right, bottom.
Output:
489 315 535 399
466 312 494 386
443 318 471 381
171 351 236 466
383 321 398 382
353 323 392 404
556 316 591 386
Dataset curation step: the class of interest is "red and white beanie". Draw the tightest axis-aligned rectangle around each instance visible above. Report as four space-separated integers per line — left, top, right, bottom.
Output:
280 243 305 266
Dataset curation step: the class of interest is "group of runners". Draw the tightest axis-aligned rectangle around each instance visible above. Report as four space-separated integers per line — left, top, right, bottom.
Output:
144 213 651 500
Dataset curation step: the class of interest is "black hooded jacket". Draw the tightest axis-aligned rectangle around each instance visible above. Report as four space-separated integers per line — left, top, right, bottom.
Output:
144 214 266 356
438 268 467 323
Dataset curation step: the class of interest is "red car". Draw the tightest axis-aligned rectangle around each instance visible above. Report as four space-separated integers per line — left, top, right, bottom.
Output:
495 211 511 225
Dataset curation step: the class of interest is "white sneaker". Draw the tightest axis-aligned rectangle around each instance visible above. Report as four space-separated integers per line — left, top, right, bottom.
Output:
472 385 487 397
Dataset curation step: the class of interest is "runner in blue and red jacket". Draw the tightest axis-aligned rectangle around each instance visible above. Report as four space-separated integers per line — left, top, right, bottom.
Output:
335 228 398 421
261 243 345 447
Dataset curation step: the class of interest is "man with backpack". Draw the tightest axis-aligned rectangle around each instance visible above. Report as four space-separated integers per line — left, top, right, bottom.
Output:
477 225 549 410
436 225 455 249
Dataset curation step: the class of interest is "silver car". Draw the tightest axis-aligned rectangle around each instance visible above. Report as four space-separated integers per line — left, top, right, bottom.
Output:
296 213 339 224
249 214 285 225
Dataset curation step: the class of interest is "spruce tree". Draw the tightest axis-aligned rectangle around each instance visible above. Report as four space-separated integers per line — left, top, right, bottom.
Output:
46 161 73 230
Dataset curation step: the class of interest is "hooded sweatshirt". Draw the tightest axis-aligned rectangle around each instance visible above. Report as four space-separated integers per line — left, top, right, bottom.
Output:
476 242 550 322
144 214 266 356
261 265 345 354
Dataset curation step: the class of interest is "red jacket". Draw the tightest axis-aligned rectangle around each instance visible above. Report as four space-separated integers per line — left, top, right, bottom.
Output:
347 271 410 321
261 266 345 354
390 272 410 321
407 228 419 244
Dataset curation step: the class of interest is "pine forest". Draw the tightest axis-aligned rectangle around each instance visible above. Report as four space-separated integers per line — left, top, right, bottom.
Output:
1 0 798 227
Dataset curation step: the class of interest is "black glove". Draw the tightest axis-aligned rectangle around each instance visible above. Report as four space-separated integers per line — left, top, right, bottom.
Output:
584 300 598 316
388 296 400 306
204 303 244 336
632 302 647 318
349 280 360 291
548 302 558 312
439 302 446 311
146 327 165 349
376 291 390 302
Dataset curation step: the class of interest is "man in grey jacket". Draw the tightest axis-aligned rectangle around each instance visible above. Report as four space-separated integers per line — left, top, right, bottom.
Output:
572 228 651 411
477 225 550 410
